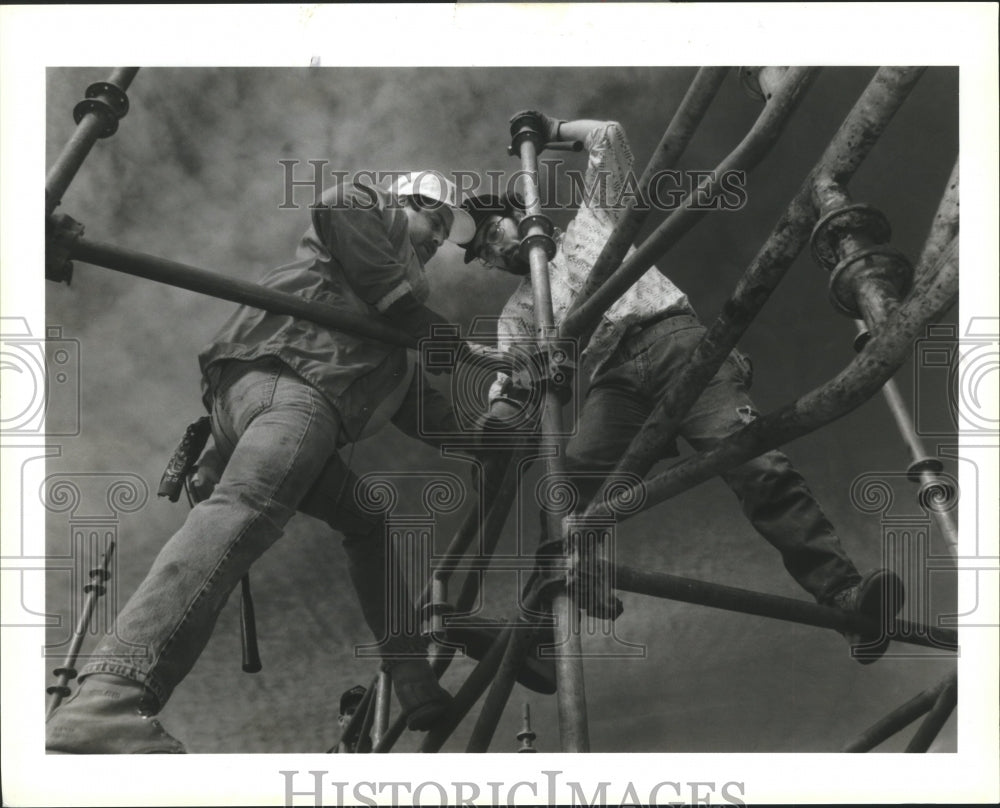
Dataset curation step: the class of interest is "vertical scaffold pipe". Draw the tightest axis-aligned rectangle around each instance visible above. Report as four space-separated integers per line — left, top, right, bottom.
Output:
854 323 959 557
584 67 927 498
509 111 590 752
46 68 140 217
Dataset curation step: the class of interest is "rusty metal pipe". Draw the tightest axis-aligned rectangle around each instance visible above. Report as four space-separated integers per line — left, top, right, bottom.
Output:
566 67 729 308
611 561 957 651
594 236 957 521
588 67 927 494
563 67 819 345
915 158 959 281
841 677 945 752
46 68 140 216
904 670 957 752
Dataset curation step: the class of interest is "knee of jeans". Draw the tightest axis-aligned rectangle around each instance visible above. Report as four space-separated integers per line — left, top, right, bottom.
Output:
206 482 297 527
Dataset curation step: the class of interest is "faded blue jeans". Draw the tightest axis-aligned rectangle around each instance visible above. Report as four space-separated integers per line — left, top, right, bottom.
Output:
566 314 862 604
80 356 416 709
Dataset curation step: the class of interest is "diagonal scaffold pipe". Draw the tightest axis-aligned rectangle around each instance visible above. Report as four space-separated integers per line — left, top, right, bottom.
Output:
590 233 958 522
841 671 956 752
562 66 820 347
582 67 928 506
567 67 729 302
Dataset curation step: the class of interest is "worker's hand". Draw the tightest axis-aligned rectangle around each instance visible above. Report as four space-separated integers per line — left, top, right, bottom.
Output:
189 443 224 502
474 391 539 442
510 109 565 144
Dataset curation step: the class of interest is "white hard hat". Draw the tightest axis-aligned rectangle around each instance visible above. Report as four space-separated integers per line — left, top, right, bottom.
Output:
392 171 477 244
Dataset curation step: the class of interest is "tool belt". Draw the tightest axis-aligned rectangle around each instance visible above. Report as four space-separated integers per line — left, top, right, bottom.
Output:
157 416 212 502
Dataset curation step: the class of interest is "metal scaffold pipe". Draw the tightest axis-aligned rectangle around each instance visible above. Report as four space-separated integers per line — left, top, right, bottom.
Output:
841 673 954 752
586 67 927 499
592 235 958 521
66 234 419 348
46 68 140 217
853 322 959 556
612 561 957 651
563 66 820 346
904 671 957 752
567 67 729 305
509 110 590 753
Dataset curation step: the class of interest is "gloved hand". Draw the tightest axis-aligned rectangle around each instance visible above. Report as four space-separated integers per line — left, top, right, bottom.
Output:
509 109 566 144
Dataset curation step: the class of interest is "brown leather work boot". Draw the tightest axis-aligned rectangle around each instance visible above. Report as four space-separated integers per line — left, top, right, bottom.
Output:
46 674 187 754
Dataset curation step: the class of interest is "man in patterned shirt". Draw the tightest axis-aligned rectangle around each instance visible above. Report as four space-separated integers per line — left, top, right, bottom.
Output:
460 113 903 662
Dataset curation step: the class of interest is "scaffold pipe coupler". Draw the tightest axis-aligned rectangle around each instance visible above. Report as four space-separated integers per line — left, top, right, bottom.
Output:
45 213 85 285
73 80 131 138
508 110 547 154
810 192 913 321
517 212 556 263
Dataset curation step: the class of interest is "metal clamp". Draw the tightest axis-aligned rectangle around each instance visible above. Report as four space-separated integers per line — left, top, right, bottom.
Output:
828 245 913 318
45 213 85 285
73 80 131 138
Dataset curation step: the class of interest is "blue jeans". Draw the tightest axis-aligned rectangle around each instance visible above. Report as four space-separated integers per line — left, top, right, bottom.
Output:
80 357 417 709
566 315 861 604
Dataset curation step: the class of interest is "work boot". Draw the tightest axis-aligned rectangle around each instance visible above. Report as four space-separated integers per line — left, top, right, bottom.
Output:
830 569 905 665
46 674 187 754
444 618 557 695
386 659 452 731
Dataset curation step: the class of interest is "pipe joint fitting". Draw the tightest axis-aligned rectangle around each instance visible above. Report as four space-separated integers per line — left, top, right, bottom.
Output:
73 80 131 138
509 110 547 154
517 213 557 262
811 203 892 269
45 213 85 285
829 245 913 318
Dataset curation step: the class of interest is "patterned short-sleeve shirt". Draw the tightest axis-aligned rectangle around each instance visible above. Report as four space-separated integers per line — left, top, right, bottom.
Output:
494 122 694 395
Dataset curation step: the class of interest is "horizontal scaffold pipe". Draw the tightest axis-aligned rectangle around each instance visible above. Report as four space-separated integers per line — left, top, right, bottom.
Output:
611 562 958 651
562 66 820 345
69 236 419 348
589 239 958 520
567 67 729 305
601 66 928 486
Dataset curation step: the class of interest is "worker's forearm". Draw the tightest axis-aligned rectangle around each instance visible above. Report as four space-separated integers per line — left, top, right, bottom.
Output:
556 119 611 143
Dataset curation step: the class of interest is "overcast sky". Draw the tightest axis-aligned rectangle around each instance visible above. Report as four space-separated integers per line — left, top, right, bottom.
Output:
41 64 962 758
